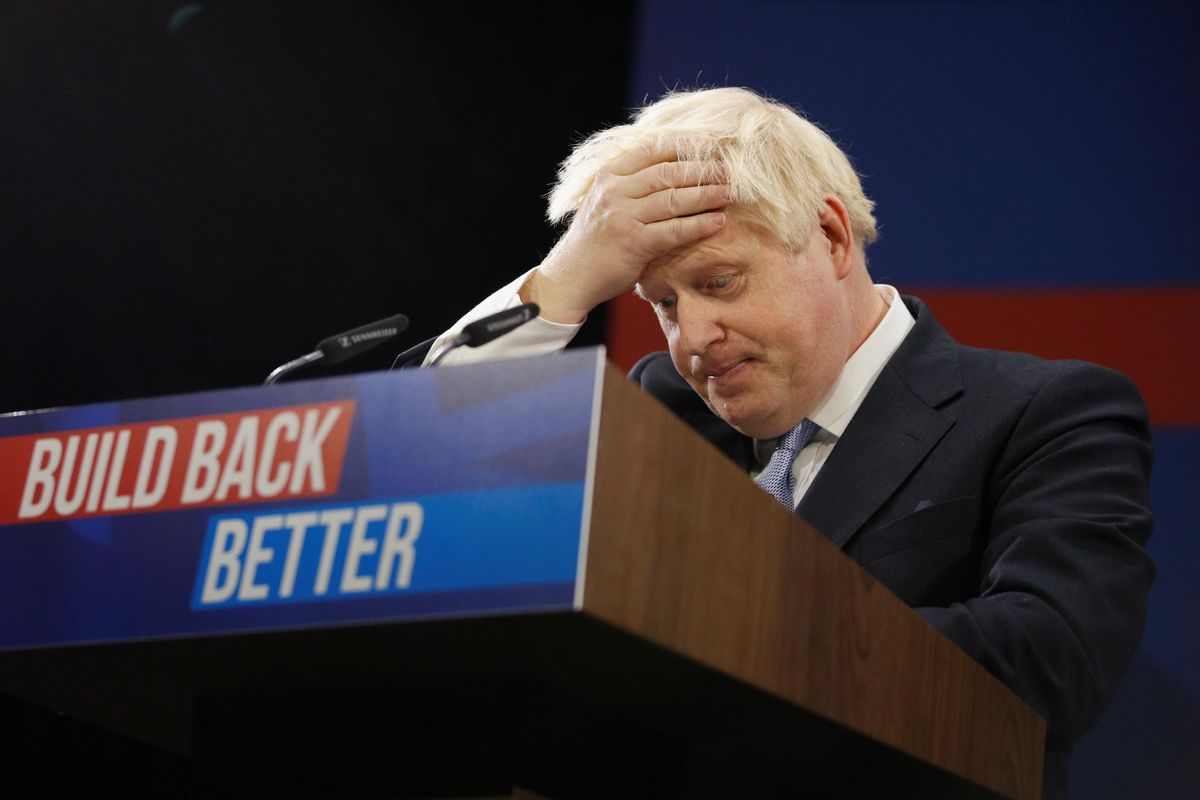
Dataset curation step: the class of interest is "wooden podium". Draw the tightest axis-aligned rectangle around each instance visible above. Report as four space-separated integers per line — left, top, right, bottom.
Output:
0 351 1043 798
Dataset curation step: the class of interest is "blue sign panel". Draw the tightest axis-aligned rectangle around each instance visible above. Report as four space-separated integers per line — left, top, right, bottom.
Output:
0 349 603 649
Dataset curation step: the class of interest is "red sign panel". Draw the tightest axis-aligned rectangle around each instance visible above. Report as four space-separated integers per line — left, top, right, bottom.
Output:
0 400 356 524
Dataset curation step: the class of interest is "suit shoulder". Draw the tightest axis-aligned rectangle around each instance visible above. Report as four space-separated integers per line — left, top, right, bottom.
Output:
956 344 1145 410
948 346 1153 472
628 350 672 383
629 351 711 413
629 351 684 395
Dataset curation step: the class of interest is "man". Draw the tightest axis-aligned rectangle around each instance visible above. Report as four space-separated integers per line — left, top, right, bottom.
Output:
414 88 1154 799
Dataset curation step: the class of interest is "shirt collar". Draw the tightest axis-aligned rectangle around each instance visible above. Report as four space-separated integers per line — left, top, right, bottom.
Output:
807 285 915 438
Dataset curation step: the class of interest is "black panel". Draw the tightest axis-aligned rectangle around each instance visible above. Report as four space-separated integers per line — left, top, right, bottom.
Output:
0 1 632 412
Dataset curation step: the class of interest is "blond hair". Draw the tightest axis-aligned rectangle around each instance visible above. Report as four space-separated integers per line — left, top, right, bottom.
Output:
548 87 877 251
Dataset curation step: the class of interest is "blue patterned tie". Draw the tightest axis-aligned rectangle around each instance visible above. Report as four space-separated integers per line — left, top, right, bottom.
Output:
754 418 819 508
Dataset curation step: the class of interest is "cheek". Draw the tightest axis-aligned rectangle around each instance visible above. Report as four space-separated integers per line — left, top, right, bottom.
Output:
664 328 682 366
669 348 705 396
791 321 846 397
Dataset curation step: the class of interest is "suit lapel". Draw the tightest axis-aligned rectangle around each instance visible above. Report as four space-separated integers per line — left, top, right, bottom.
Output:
796 297 963 551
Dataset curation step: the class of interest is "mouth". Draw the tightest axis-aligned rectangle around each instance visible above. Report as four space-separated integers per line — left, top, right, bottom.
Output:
703 358 752 388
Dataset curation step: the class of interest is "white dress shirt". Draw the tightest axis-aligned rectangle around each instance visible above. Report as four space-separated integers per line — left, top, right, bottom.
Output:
426 278 915 510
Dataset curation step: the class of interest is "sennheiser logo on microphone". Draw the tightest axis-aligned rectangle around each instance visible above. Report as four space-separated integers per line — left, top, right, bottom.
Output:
484 315 527 334
338 328 398 348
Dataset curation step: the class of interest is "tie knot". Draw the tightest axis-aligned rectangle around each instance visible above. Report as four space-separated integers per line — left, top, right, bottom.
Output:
776 418 818 457
754 418 819 509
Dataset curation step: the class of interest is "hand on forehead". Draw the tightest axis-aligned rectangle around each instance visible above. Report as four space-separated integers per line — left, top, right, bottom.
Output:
525 145 733 324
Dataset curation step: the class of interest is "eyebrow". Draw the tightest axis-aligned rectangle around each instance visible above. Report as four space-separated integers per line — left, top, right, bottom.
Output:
635 258 732 304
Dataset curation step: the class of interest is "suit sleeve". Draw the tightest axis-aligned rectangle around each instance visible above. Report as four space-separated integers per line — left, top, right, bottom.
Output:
916 363 1155 751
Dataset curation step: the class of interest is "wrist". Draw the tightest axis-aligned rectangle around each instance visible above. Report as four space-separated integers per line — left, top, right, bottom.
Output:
520 267 589 325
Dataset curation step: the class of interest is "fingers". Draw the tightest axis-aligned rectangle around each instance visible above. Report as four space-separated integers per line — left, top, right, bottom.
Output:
607 144 679 177
601 148 729 224
640 211 727 254
625 159 725 198
635 183 731 224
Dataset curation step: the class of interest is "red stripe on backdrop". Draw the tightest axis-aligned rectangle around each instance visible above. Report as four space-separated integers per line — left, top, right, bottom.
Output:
908 288 1196 427
605 291 664 374
604 287 1199 427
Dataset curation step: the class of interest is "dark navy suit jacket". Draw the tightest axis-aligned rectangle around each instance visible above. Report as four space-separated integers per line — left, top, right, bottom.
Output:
629 296 1154 799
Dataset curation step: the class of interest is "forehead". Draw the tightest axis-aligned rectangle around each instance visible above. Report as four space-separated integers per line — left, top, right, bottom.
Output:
638 217 786 291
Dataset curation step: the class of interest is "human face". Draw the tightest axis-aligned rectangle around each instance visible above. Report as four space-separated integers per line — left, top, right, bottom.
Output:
636 216 855 439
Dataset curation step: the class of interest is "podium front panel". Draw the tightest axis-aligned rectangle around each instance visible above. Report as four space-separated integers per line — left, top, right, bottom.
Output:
0 349 605 649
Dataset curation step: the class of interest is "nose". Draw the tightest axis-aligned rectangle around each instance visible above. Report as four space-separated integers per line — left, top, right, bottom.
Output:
675 296 725 356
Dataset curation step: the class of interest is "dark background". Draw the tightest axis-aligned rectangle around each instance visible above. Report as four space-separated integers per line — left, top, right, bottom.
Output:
0 0 623 412
1 1 1196 797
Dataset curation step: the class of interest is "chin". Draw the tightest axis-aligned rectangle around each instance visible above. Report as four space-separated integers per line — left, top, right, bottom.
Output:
711 403 780 439
732 420 791 440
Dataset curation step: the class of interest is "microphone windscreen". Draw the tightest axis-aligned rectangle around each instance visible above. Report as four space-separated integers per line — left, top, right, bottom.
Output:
461 303 539 347
317 314 409 365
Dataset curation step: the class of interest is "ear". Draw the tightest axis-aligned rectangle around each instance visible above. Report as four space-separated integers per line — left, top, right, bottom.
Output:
817 195 857 280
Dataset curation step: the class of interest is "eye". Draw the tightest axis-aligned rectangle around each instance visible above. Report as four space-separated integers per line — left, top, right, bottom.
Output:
708 274 736 292
656 295 677 311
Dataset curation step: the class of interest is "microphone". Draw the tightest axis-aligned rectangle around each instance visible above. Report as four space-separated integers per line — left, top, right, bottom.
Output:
264 313 409 384
426 303 539 366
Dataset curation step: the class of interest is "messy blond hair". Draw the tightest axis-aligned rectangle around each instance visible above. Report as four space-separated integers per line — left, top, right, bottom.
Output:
548 87 877 252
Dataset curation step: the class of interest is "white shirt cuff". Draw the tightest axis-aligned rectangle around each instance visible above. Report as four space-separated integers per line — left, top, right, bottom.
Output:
422 268 583 366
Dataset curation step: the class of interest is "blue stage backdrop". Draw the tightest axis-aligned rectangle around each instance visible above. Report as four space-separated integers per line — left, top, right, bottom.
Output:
611 3 1198 798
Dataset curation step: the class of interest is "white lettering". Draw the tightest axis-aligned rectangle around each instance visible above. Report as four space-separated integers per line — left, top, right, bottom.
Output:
290 407 341 494
182 421 227 504
340 504 386 593
278 511 317 598
197 502 424 606
238 513 281 601
256 412 298 497
18 439 62 519
84 431 116 513
314 507 354 596
101 430 133 511
53 434 98 516
215 417 258 501
375 503 423 589
132 426 177 508
200 518 247 604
